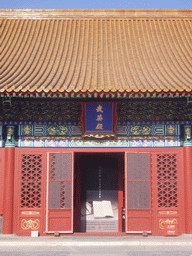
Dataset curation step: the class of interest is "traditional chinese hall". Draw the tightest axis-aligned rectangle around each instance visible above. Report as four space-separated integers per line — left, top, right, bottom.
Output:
0 9 192 236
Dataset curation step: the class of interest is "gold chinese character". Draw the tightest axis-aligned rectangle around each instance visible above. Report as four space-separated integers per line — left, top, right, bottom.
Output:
96 114 103 121
96 105 103 113
95 124 103 130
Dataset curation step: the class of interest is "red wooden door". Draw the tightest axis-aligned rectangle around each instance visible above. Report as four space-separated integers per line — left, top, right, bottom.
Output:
46 152 74 233
0 148 5 216
13 149 45 235
125 153 152 233
152 151 185 235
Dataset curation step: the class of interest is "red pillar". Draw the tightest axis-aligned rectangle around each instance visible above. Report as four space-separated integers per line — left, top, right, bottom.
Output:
3 147 15 234
184 146 192 234
118 154 124 232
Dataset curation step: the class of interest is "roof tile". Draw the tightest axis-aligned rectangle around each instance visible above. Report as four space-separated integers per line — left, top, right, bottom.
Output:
0 10 192 94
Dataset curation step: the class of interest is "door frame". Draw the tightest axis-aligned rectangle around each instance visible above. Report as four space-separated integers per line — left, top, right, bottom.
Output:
73 151 125 233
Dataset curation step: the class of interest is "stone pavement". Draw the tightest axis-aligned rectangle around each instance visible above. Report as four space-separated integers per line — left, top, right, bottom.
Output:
0 234 192 247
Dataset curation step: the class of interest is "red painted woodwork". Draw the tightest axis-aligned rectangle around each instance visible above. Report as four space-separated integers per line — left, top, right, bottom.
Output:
152 150 185 236
3 147 15 234
118 154 124 232
13 149 46 235
125 153 152 233
13 149 74 235
0 148 5 216
183 146 192 233
124 147 184 236
20 154 42 209
156 154 178 208
48 210 71 231
164 223 178 236
12 147 185 236
74 154 81 232
46 152 73 233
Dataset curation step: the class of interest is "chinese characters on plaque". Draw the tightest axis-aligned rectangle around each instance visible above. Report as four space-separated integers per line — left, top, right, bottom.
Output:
82 103 116 138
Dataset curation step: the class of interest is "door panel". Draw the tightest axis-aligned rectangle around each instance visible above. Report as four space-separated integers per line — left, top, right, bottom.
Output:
152 152 184 235
46 153 73 233
125 153 152 233
13 149 45 235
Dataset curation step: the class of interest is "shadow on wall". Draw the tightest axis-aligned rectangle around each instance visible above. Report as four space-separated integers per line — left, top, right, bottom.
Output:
0 216 3 233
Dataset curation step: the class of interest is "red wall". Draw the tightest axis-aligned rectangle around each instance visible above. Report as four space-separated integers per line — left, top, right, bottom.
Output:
0 146 188 236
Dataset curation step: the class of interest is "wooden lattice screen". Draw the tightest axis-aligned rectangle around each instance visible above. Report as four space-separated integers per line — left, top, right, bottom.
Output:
154 152 182 235
49 153 71 209
157 154 178 208
13 153 44 234
20 154 42 208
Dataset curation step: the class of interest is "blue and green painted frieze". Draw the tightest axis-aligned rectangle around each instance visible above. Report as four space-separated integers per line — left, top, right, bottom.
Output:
0 122 183 147
15 123 181 148
19 124 82 137
19 123 180 138
116 124 180 137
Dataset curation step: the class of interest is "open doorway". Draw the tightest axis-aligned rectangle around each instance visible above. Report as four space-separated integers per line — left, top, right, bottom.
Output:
74 153 124 233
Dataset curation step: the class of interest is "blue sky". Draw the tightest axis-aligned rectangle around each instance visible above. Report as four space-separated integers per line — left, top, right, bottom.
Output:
1 0 192 9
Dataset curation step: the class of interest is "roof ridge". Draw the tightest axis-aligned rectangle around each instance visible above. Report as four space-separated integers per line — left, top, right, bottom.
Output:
1 9 192 19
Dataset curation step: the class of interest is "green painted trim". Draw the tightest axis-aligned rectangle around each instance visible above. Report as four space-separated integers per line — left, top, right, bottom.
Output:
5 125 15 147
183 125 192 146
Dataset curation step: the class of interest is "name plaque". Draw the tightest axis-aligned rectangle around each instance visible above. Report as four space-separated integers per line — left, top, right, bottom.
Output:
81 103 117 139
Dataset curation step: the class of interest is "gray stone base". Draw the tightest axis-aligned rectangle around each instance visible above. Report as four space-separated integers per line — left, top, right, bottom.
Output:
0 216 3 234
81 220 118 232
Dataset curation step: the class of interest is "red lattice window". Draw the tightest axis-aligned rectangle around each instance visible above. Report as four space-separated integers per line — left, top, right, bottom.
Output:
50 153 56 180
49 153 71 209
127 154 150 209
157 154 178 208
20 154 42 208
60 182 65 208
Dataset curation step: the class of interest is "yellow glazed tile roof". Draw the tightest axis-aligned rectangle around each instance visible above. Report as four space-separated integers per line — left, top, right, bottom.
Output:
0 9 192 95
